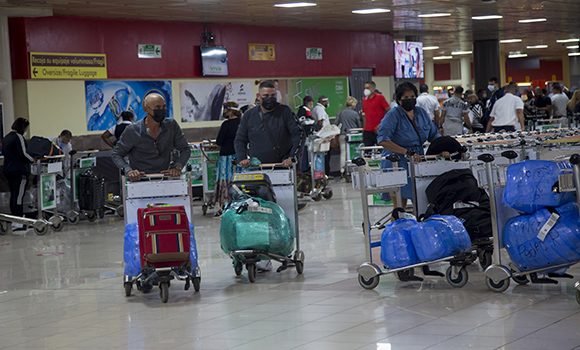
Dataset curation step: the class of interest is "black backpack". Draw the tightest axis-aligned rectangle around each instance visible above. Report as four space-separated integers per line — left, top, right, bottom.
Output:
424 169 492 242
230 173 277 203
28 136 63 158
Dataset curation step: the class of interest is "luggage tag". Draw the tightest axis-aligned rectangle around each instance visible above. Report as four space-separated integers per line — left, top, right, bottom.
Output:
537 212 560 241
248 201 273 214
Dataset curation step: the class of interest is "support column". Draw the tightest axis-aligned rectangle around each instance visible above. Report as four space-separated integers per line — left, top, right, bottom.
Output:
460 56 471 90
570 56 580 89
562 52 571 87
0 15 14 131
424 57 434 90
473 39 500 91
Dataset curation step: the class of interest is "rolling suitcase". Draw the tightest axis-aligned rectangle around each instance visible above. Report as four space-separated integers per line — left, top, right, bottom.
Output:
137 205 191 269
78 169 105 212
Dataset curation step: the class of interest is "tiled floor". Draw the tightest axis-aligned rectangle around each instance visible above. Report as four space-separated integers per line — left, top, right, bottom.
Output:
0 183 579 350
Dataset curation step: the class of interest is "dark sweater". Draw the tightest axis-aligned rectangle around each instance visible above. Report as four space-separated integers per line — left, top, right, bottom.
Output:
3 131 34 175
216 118 241 156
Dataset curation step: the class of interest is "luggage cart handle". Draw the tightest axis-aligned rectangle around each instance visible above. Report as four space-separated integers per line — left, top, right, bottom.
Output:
477 154 495 163
500 150 518 160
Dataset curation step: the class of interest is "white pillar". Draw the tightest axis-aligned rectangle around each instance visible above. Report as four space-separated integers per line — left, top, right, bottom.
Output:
0 15 15 131
425 57 434 90
460 56 471 90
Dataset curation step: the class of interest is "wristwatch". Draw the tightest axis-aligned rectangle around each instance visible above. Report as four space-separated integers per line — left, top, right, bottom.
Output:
406 150 416 157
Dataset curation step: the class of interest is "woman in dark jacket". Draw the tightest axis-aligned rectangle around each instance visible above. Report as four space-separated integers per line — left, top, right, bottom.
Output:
3 118 34 229
213 102 242 216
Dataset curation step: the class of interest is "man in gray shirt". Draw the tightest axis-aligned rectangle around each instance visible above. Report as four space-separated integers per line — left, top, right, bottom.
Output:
112 93 191 181
235 80 302 168
550 83 570 118
439 86 472 136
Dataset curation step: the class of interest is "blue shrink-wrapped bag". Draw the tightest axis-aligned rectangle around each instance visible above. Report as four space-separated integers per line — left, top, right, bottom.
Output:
189 224 199 270
412 215 472 262
504 160 576 214
123 223 141 277
503 202 580 272
380 219 420 269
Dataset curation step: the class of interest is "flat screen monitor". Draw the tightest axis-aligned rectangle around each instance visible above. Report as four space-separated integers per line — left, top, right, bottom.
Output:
394 41 424 79
201 46 229 77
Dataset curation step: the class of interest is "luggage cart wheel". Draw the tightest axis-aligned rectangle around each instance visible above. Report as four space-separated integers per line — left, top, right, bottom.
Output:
312 193 322 202
97 209 105 219
478 250 493 270
33 221 49 236
445 266 469 288
246 263 257 283
115 206 124 218
234 262 243 276
67 211 80 225
322 189 333 200
576 290 580 305
86 211 97 222
485 277 510 293
0 221 10 235
295 261 304 275
512 274 530 285
202 204 208 216
159 282 169 303
192 277 201 292
124 282 132 297
358 274 380 290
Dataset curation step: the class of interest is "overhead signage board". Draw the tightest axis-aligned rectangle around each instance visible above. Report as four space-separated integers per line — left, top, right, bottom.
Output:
29 52 107 80
248 43 276 61
138 44 162 59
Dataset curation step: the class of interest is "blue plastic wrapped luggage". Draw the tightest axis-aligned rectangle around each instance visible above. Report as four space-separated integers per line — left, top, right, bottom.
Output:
504 160 576 214
503 202 580 272
123 223 198 277
411 215 472 262
380 219 419 269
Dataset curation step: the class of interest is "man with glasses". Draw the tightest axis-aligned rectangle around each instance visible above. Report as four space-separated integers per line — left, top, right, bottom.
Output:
112 93 191 181
235 80 302 168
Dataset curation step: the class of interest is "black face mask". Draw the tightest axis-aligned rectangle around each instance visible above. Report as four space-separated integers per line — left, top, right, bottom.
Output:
400 98 416 112
261 96 278 111
152 108 167 123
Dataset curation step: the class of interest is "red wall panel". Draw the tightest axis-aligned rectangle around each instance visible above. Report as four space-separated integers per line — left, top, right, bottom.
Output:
9 16 394 79
505 59 563 83
434 63 451 81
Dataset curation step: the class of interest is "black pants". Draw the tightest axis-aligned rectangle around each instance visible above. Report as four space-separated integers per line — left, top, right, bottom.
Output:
362 131 377 146
493 125 515 133
5 173 27 217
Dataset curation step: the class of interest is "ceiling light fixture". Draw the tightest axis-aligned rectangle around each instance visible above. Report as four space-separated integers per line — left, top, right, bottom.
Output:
557 38 580 43
569 52 580 57
423 46 440 50
274 2 317 8
418 13 451 18
433 56 453 60
472 15 503 20
451 50 472 55
527 45 548 49
567 45 580 49
500 39 523 43
518 18 547 23
352 8 391 14
509 53 528 58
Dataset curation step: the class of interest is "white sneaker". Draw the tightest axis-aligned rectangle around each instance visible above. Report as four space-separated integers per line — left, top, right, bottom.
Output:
11 223 26 232
256 260 272 272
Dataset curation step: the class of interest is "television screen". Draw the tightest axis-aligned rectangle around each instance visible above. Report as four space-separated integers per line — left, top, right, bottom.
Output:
394 41 424 79
201 46 229 77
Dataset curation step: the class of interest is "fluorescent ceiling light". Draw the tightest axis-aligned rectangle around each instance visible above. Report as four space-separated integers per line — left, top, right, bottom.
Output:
433 56 453 60
500 39 523 43
517 82 532 87
352 8 390 14
509 53 528 58
423 46 440 50
527 45 548 49
557 38 580 43
567 45 580 49
569 52 580 57
274 2 316 8
518 18 547 23
451 50 472 55
418 13 451 18
472 15 502 20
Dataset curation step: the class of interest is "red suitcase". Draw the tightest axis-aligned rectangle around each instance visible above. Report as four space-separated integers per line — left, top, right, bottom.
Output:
137 205 191 270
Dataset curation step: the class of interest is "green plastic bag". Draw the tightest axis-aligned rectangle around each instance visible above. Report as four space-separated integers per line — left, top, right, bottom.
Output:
220 197 294 256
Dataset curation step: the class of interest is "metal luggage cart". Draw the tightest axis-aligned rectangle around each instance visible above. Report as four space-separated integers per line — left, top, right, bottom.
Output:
199 140 219 215
354 155 471 290
0 156 65 235
68 150 107 223
343 128 363 180
121 167 201 299
230 163 304 282
299 134 334 201
479 152 580 303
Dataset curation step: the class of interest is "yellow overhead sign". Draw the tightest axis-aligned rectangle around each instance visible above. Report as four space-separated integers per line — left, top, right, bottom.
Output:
248 43 276 61
29 52 108 80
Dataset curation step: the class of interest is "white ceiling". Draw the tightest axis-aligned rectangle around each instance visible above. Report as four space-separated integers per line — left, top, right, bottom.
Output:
1 0 579 58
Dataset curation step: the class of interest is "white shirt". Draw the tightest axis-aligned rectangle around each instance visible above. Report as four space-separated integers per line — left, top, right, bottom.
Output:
416 92 440 121
490 93 524 126
551 93 570 117
312 103 330 127
108 120 133 135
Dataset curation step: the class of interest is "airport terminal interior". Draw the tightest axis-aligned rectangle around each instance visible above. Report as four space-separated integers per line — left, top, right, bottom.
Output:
0 1 580 349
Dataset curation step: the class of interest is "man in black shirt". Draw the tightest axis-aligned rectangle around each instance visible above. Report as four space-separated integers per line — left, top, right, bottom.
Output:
235 80 302 167
533 87 552 117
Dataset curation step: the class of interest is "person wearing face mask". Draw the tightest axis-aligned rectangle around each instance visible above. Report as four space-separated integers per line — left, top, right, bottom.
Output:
112 93 191 182
3 118 35 230
53 129 73 177
377 82 440 208
235 80 302 169
213 102 242 216
312 96 331 129
362 81 390 146
439 86 472 136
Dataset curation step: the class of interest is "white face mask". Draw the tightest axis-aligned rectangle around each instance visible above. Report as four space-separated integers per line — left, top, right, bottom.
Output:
363 89 372 97
488 84 496 91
